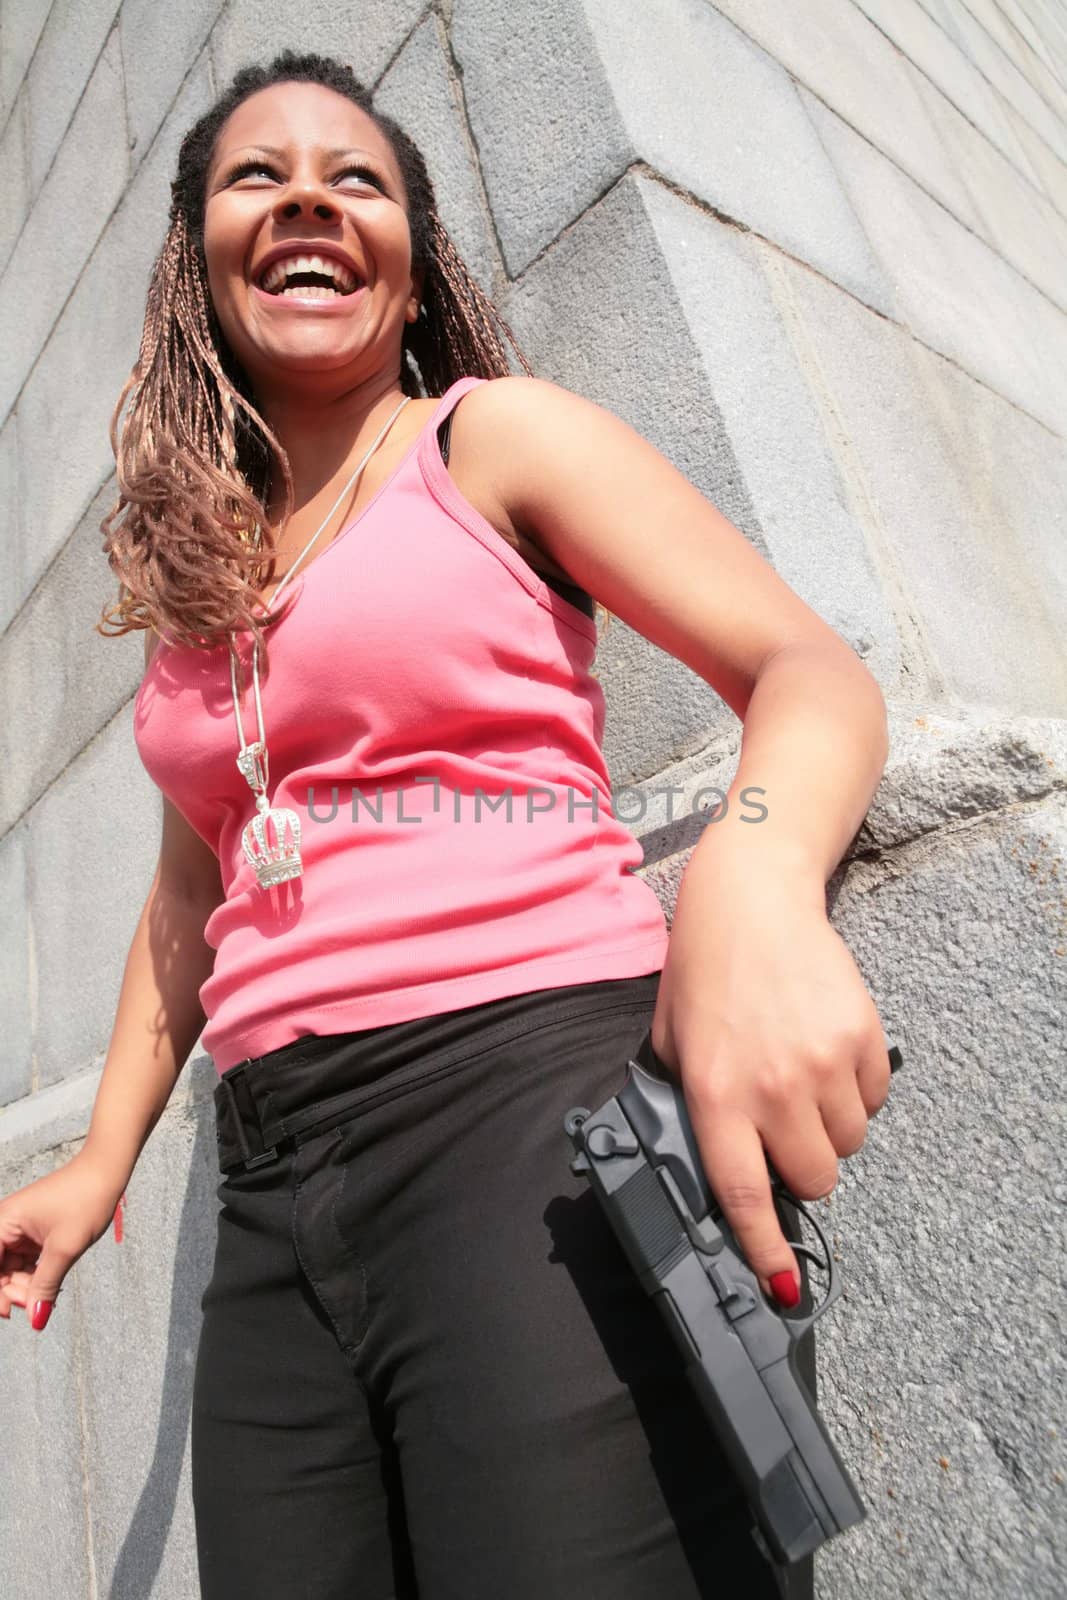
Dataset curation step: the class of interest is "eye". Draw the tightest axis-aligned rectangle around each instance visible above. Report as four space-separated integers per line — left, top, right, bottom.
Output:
225 158 276 182
337 163 386 191
225 157 385 191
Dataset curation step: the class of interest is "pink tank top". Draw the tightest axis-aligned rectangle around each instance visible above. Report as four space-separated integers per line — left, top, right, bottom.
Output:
134 376 669 1073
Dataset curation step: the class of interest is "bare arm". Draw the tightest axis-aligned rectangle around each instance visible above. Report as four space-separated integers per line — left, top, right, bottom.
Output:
80 631 224 1197
479 377 892 1304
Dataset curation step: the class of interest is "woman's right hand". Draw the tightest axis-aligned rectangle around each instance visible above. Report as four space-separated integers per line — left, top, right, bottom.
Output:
0 1151 125 1332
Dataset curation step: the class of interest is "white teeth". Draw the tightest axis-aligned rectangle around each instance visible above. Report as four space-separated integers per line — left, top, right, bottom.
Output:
259 253 359 293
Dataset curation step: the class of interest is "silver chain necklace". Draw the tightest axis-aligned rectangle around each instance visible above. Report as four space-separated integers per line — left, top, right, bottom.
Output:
229 393 413 889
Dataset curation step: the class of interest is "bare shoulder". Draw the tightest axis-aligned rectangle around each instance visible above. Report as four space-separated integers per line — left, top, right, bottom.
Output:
447 374 568 457
452 373 590 432
444 376 585 574
448 375 848 714
449 375 625 529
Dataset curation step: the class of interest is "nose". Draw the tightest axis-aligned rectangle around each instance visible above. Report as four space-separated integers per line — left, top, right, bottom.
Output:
272 178 342 224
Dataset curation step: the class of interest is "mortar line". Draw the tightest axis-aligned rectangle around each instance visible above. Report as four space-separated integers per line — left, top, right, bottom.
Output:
952 0 1067 125
436 4 514 307
0 6 124 271
516 156 1063 442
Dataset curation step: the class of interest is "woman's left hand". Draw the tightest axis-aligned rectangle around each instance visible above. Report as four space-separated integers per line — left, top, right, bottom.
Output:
648 855 892 1308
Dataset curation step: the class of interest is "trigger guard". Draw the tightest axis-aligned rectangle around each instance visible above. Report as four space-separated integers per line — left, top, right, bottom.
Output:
787 1242 829 1274
775 1192 846 1336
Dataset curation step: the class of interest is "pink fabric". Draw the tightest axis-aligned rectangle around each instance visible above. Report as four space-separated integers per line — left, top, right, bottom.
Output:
134 376 669 1073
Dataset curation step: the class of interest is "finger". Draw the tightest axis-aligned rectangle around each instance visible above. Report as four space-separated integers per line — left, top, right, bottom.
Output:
0 1250 39 1279
0 1218 22 1273
817 1078 870 1160
26 1239 71 1333
856 1039 894 1118
0 1216 40 1274
0 1268 33 1307
763 1098 842 1203
685 1097 801 1304
0 1264 35 1319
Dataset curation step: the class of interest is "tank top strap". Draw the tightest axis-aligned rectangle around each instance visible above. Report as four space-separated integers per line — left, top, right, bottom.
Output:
428 374 488 433
420 374 597 623
427 376 487 473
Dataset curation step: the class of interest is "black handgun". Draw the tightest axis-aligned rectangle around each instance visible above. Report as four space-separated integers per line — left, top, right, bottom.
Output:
564 1039 903 1569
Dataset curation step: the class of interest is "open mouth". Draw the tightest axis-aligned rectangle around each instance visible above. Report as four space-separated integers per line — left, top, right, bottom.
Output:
256 254 363 299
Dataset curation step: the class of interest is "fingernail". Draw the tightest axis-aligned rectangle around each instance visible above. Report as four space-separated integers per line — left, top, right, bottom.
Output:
31 1300 53 1332
769 1271 800 1309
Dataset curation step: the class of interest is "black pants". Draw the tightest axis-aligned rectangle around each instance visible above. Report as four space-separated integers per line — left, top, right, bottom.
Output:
191 971 816 1599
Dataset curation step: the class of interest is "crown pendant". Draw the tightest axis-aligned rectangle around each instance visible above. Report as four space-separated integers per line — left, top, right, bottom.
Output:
236 750 303 888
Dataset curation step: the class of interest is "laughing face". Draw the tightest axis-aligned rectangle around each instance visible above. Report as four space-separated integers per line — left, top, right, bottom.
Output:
202 80 423 402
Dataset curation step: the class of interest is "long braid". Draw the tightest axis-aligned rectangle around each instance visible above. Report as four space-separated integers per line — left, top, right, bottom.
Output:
100 208 294 683
416 211 529 387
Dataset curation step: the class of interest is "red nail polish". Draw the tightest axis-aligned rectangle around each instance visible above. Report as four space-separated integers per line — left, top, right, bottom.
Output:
769 1271 800 1309
31 1300 53 1332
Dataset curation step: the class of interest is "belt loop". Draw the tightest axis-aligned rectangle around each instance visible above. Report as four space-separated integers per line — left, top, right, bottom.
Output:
219 1068 280 1170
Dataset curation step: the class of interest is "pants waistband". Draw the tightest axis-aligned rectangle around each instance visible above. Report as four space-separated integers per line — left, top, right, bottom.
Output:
212 973 662 1175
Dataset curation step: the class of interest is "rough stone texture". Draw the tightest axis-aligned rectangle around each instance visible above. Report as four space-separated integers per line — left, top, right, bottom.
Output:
119 0 224 161
22 0 121 198
930 0 1067 161
813 797 1066 1597
0 473 144 839
853 0 1051 189
0 1057 217 1600
632 701 1067 905
746 224 1067 717
798 87 1067 436
716 0 1067 319
503 173 772 785
0 28 129 424
0 822 33 1108
0 87 32 280
630 702 1067 1595
24 702 161 1091
0 1218 94 1597
460 0 1067 433
455 0 892 296
73 1081 217 1600
0 410 19 637
713 0 988 219
453 0 630 279
718 0 1067 170
900 55 1067 314
209 0 428 92
0 0 53 132
12 52 214 614
1 2 1065 1595
373 10 500 293
506 165 1066 749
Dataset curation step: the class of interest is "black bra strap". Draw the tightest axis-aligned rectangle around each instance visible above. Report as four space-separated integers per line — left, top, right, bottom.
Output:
438 410 455 466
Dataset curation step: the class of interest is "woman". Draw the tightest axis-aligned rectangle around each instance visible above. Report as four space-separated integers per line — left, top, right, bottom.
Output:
0 50 892 1600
